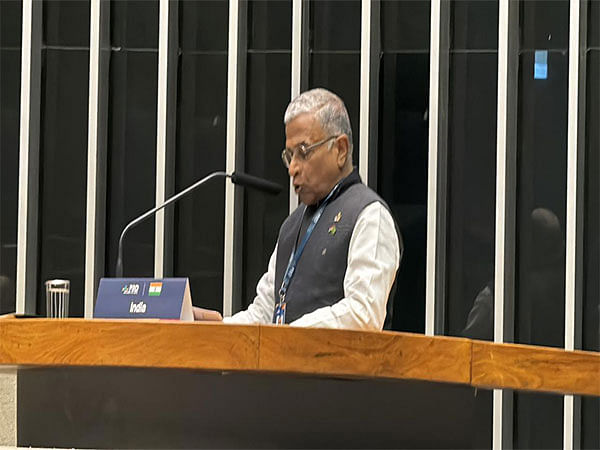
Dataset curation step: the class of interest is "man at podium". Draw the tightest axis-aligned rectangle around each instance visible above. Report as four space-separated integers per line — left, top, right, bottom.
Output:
199 88 401 330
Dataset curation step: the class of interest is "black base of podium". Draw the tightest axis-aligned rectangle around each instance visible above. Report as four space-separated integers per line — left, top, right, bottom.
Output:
18 367 492 448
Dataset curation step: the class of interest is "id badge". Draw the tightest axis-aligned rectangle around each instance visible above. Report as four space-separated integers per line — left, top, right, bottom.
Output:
274 301 286 325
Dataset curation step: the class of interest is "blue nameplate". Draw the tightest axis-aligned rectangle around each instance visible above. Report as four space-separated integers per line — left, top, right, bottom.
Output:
94 278 194 321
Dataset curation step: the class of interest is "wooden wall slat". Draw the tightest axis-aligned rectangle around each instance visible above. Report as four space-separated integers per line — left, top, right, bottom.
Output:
472 341 600 396
0 319 259 371
258 326 472 384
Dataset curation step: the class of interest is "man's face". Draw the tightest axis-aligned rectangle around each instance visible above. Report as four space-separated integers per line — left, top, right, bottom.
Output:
285 113 343 206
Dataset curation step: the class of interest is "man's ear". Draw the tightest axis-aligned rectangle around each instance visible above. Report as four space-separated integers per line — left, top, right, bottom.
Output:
336 134 350 169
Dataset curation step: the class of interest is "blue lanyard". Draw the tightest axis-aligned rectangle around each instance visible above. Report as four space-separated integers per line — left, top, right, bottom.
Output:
273 183 340 324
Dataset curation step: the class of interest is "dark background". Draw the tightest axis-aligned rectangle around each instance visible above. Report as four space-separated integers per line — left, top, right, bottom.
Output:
0 1 598 447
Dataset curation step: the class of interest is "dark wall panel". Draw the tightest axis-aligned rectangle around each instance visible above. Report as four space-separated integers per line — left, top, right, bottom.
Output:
377 0 430 335
174 53 227 311
514 392 563 449
111 0 159 49
0 0 22 314
308 0 360 164
446 52 497 340
43 0 90 47
309 53 360 165
520 0 569 50
310 0 361 51
377 53 429 333
381 0 430 51
513 4 569 446
37 49 89 317
173 0 228 312
451 0 498 50
105 0 159 279
105 51 158 277
241 0 291 310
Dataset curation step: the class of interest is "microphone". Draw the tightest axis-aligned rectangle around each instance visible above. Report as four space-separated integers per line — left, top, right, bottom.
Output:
115 170 282 277
230 171 282 195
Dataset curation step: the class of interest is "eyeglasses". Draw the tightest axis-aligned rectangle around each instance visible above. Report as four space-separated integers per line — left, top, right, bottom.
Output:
281 135 339 168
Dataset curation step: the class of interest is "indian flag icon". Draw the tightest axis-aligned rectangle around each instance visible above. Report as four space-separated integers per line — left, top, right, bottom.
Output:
148 282 163 297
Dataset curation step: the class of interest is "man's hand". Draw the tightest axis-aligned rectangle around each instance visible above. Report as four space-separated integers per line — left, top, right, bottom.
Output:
192 306 223 322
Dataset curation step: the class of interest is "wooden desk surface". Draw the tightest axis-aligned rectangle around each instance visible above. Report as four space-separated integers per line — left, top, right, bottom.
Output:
0 318 598 396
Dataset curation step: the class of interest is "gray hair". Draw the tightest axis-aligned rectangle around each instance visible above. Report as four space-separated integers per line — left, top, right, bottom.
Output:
284 88 353 162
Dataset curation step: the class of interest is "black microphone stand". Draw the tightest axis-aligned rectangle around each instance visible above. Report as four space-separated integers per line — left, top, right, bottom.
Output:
115 171 228 277
115 170 282 277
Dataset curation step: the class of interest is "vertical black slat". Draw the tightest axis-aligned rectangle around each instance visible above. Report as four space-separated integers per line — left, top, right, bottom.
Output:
37 0 91 317
444 0 499 342
300 0 310 93
572 0 589 447
367 0 380 189
433 0 451 335
239 0 291 311
0 0 22 313
307 1 361 164
500 1 521 448
232 0 248 313
574 0 589 353
90 0 111 304
22 0 43 314
377 0 430 333
502 0 521 347
174 0 228 312
513 0 570 447
105 0 159 278
161 0 179 277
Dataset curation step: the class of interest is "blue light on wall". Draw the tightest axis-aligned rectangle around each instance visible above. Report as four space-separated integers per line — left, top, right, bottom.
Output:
534 50 548 80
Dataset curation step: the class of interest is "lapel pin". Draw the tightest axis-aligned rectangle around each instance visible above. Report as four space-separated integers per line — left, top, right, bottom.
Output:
328 225 337 235
334 211 342 222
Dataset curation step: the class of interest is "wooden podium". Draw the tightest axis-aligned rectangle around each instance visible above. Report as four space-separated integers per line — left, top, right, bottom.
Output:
0 318 598 448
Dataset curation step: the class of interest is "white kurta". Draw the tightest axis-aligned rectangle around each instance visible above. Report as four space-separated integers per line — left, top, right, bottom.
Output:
223 202 400 331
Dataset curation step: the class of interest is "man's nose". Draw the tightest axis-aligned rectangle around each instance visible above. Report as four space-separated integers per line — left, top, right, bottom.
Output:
288 156 300 178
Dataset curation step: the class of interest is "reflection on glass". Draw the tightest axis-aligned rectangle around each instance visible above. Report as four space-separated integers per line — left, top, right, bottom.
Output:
0 0 21 313
446 53 497 340
174 0 228 312
105 51 158 278
241 0 291 309
37 49 89 317
514 50 568 450
515 51 568 348
378 52 429 333
444 0 498 343
378 1 430 335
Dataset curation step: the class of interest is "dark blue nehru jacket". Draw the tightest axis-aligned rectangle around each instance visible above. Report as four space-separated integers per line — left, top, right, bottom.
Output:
273 169 401 325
